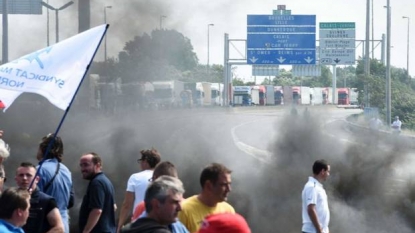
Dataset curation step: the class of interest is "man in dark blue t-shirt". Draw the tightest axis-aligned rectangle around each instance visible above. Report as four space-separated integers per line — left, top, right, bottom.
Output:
79 152 116 233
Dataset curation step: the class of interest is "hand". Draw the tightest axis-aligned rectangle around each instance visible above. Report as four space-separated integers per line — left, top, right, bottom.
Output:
0 130 3 138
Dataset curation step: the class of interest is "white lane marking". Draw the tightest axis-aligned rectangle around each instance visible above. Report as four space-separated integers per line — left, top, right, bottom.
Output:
231 119 273 164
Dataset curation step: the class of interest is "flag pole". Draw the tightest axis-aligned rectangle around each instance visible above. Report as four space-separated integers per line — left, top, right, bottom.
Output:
29 24 110 191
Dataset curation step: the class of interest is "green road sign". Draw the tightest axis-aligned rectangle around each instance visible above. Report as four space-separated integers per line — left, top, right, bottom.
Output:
320 22 355 29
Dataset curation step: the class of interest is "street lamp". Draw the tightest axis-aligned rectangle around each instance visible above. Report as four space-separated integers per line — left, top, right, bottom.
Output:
160 15 167 29
41 1 74 43
403 16 410 83
207 23 214 74
104 6 112 62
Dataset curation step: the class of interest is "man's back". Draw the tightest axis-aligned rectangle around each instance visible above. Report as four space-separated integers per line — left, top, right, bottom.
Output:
23 189 56 233
127 170 153 209
178 195 235 233
121 217 171 233
37 159 72 232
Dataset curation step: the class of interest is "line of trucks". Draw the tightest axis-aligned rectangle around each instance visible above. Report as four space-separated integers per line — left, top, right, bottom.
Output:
88 75 224 110
232 86 358 106
88 75 358 110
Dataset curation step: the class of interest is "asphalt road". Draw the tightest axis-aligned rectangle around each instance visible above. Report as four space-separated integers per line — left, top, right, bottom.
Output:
9 104 415 233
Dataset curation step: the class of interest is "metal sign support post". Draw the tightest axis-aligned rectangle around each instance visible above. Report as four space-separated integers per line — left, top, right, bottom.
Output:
332 64 337 105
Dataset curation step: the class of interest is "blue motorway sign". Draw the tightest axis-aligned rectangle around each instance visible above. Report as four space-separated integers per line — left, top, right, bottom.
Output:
247 15 316 25
247 14 316 65
247 26 316 33
247 34 316 49
247 49 315 65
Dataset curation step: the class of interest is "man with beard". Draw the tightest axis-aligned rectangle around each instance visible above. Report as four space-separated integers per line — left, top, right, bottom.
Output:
79 152 116 233
302 159 331 233
178 163 234 233
121 175 185 233
15 162 64 233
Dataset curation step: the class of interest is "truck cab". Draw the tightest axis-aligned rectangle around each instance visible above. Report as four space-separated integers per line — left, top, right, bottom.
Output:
233 86 251 106
337 88 350 105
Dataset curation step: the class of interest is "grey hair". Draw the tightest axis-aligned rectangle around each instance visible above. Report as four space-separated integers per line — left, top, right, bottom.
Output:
0 139 10 160
144 175 185 213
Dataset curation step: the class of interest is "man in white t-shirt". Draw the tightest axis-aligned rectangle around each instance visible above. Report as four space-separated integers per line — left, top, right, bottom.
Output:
302 160 330 233
117 148 161 233
391 116 402 134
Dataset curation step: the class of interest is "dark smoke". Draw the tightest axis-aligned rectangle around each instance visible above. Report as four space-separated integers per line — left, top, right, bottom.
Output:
247 107 415 233
3 95 415 233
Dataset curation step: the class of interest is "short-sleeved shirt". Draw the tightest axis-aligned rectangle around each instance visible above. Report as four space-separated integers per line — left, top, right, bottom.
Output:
178 195 235 233
37 159 72 233
79 172 116 233
126 170 153 211
302 177 330 233
0 219 24 233
23 189 57 233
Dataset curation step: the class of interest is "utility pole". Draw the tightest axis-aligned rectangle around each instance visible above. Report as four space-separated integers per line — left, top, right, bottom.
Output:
2 0 8 64
386 0 392 125
372 0 375 59
365 0 371 107
207 23 214 75
403 16 410 83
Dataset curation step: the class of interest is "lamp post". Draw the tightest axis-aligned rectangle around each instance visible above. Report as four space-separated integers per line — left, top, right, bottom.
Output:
160 15 166 29
41 1 74 43
207 23 214 74
385 1 392 126
104 6 112 62
403 16 410 83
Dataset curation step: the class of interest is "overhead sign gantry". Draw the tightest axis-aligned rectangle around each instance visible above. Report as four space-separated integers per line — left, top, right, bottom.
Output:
247 14 316 65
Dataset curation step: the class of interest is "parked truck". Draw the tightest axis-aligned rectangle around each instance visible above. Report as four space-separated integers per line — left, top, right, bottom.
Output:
274 86 283 105
152 80 184 109
184 82 203 107
337 88 350 105
251 86 260 105
211 83 223 106
197 82 212 106
300 86 311 105
350 88 359 105
265 85 275 105
311 87 323 105
233 86 251 106
292 86 301 105
283 86 293 105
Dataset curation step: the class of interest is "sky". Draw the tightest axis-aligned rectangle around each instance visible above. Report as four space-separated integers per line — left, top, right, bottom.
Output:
2 0 415 83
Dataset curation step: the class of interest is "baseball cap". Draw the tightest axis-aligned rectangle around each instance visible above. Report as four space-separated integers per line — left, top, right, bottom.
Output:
198 213 251 233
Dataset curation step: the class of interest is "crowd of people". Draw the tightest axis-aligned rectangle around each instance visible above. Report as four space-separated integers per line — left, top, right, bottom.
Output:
0 132 252 233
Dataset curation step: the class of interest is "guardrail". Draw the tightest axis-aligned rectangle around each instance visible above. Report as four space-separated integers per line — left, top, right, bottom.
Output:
345 115 415 146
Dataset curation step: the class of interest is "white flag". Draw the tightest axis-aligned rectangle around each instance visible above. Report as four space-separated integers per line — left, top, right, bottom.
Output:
0 24 108 111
